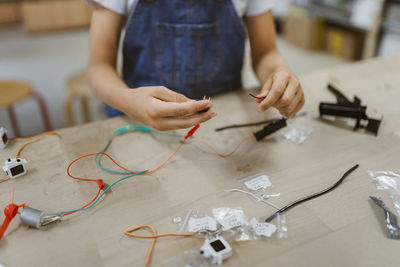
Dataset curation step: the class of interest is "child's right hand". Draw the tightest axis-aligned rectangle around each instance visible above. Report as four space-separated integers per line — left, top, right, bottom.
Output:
120 86 217 131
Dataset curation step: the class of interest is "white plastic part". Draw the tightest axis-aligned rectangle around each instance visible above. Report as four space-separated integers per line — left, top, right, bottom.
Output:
0 127 9 150
200 236 232 265
3 158 28 179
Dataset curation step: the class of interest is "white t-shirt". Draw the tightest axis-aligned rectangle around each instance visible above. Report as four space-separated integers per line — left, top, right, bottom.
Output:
88 0 276 18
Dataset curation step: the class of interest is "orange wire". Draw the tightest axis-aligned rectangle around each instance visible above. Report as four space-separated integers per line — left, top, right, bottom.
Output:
15 135 44 158
194 135 254 158
64 125 198 217
67 141 187 178
14 132 57 158
0 176 9 183
125 225 195 267
10 131 57 141
67 152 136 182
62 187 102 216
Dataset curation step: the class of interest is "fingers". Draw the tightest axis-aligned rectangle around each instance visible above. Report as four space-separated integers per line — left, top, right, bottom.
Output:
274 77 300 109
151 99 213 117
257 71 290 112
255 78 273 104
153 110 218 131
278 90 305 117
151 86 188 103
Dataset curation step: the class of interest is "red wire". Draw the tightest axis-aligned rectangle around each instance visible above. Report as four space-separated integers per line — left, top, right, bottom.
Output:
194 135 254 158
62 188 101 216
64 125 200 215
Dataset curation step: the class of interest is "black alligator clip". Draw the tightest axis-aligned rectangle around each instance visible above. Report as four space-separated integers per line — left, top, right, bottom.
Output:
253 118 287 142
319 84 382 136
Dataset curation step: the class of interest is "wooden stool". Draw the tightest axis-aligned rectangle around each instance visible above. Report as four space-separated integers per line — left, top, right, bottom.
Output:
65 71 93 126
0 81 52 137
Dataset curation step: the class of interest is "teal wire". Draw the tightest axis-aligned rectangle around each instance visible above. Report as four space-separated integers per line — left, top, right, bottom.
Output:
94 126 183 175
95 133 131 175
62 170 148 215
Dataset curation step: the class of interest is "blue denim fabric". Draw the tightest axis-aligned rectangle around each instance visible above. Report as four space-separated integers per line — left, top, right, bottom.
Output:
106 0 246 117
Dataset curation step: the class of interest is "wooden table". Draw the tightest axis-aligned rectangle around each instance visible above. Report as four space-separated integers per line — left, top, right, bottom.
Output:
1 55 400 267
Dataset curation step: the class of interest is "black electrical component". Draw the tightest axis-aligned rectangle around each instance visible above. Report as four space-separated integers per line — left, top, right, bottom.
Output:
253 118 287 142
265 164 359 223
319 84 382 136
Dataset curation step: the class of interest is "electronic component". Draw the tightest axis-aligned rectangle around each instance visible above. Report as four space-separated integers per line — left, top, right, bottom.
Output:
249 93 265 100
319 84 382 136
253 118 287 142
370 196 400 240
200 236 232 265
3 158 28 179
0 127 9 149
265 164 359 222
19 206 62 228
198 96 211 113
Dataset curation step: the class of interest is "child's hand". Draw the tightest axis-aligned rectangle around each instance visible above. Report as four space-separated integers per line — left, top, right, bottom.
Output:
120 86 217 131
254 67 305 117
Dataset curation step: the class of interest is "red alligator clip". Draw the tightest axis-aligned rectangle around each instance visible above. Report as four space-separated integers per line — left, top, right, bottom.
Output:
0 188 25 240
184 124 200 140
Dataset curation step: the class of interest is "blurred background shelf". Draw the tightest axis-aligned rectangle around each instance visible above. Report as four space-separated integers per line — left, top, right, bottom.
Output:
0 0 91 33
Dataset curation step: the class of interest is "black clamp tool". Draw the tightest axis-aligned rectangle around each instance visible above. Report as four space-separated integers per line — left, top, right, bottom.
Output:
253 118 287 142
319 84 382 136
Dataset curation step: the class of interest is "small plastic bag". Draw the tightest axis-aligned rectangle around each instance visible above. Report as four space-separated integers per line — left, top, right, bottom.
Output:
368 171 400 216
212 207 248 231
260 213 288 239
274 213 288 239
212 207 255 241
237 172 280 201
249 217 277 239
281 124 313 144
173 209 218 234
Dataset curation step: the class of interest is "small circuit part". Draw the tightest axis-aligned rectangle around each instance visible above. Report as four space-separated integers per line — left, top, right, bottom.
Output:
3 158 28 179
0 127 9 149
198 96 211 113
249 93 265 100
370 196 400 240
19 206 62 228
319 84 382 136
253 118 287 142
265 164 359 222
200 236 232 265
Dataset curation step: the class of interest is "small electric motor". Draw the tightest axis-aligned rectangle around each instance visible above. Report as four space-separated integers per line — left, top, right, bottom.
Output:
3 158 28 179
200 236 232 265
19 206 62 228
0 127 8 150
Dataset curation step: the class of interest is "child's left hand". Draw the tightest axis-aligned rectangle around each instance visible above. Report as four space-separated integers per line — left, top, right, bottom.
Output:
254 67 305 117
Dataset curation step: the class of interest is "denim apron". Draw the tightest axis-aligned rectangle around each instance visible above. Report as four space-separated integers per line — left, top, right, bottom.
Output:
106 0 246 117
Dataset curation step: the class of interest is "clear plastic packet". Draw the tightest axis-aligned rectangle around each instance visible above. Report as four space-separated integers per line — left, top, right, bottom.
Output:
212 207 247 231
212 207 255 242
281 124 313 144
236 172 280 202
368 171 400 216
249 217 277 239
274 213 288 239
173 209 218 234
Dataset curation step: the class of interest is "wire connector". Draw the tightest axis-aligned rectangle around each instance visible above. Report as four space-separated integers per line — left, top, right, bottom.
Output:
184 124 200 140
253 119 287 142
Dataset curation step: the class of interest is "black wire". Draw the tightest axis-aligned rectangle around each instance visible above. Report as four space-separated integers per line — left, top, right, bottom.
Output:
249 93 266 100
215 118 278 132
265 164 359 222
215 112 307 132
